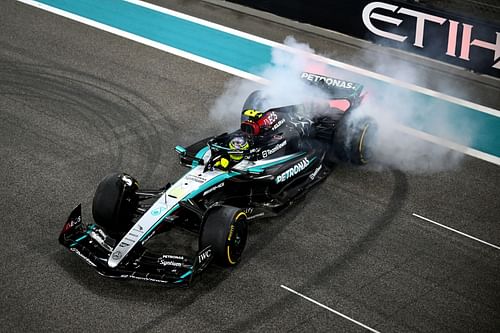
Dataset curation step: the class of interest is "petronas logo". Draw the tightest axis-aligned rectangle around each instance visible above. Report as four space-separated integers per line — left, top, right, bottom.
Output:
275 158 310 183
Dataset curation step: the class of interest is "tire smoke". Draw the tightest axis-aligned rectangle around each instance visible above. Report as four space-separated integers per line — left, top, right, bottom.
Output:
209 36 328 128
209 36 469 173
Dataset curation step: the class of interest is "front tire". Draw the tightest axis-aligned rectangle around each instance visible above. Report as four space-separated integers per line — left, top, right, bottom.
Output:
200 206 248 267
92 173 138 233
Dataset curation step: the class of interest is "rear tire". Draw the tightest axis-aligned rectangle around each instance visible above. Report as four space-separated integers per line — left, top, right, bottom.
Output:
92 173 138 233
350 119 377 165
200 206 248 267
332 116 377 165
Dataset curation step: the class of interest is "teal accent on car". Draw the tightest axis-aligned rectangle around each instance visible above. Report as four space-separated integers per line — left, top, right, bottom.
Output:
174 270 193 283
140 171 239 242
139 203 180 241
211 144 231 151
69 225 96 247
183 171 240 200
195 146 209 159
246 152 306 173
192 146 209 168
175 145 187 155
180 270 192 279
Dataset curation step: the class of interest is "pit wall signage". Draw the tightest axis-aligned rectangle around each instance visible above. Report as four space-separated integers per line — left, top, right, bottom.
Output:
228 0 499 77
362 1 499 76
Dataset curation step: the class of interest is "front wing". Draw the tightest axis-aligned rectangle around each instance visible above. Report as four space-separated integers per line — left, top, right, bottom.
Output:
58 205 212 287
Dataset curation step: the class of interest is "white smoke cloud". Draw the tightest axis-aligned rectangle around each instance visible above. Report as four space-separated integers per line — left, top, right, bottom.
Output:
209 36 469 173
351 53 471 173
209 36 328 128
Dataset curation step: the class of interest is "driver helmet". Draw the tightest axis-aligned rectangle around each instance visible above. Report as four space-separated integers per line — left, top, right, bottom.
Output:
228 135 250 161
241 109 264 136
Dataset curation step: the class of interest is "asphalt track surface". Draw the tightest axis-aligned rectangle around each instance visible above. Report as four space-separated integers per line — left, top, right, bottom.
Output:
1 1 499 332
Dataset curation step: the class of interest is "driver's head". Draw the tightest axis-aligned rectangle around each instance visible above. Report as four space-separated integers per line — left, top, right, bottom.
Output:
228 135 250 161
241 109 264 136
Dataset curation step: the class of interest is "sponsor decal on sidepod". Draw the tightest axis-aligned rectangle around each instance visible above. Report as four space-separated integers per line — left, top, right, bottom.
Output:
271 118 285 131
203 182 224 196
275 158 310 183
309 165 322 180
262 140 287 158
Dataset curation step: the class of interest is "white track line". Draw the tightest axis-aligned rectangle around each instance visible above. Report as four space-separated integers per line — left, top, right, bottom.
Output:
280 285 381 333
19 0 500 118
17 0 500 165
412 213 500 250
395 124 500 166
15 0 269 84
126 0 500 118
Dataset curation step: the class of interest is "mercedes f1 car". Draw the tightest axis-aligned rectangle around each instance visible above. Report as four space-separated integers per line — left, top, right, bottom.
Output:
59 72 377 286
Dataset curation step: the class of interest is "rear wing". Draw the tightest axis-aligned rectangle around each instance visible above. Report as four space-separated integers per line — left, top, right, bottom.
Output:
300 72 363 100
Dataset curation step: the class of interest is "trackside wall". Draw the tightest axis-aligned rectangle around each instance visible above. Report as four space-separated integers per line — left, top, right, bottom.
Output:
227 0 500 78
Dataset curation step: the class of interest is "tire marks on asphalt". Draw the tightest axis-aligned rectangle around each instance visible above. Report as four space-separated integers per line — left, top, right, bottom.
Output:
226 170 409 331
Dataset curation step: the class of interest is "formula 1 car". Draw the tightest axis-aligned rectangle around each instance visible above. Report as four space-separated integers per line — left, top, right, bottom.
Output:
59 72 377 286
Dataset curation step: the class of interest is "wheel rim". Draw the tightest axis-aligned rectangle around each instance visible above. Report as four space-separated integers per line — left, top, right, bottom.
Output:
359 123 375 164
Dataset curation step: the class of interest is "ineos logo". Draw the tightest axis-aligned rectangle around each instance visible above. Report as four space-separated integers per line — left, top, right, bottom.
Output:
362 1 500 69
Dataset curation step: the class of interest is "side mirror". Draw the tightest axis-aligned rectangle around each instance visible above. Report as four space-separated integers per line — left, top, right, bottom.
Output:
175 145 187 156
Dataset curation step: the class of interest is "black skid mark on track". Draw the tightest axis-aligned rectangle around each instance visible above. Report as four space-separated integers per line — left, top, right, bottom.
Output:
0 54 225 315
227 169 409 332
0 60 180 181
234 168 338 265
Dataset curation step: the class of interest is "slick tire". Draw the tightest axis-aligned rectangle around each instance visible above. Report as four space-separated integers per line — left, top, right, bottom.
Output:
92 173 138 233
200 206 248 267
332 116 377 165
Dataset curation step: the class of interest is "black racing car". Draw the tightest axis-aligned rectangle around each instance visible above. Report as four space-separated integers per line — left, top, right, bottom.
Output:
59 72 377 286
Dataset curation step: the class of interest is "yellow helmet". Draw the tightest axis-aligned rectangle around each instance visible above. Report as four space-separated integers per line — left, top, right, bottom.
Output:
228 136 250 161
